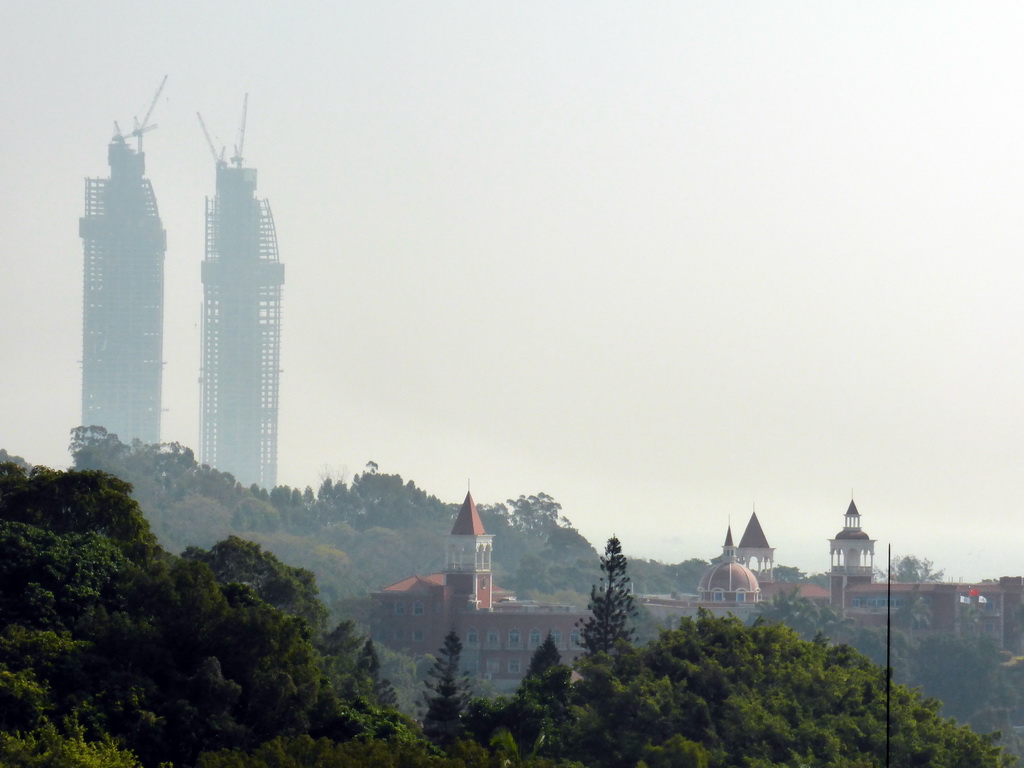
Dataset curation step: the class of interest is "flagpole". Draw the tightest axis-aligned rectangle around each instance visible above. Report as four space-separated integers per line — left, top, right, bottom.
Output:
886 543 891 768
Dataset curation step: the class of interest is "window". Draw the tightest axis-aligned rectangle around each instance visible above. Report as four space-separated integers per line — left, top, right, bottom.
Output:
394 602 405 615
508 629 521 649
508 659 521 674
570 629 582 648
412 630 424 641
486 659 500 675
481 577 488 589
487 629 500 647
736 591 746 603
713 591 724 602
413 601 424 616
529 629 542 648
466 628 479 644
551 629 562 647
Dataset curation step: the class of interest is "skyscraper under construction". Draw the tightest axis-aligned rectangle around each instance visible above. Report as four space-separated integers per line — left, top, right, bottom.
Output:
199 106 283 488
80 120 167 445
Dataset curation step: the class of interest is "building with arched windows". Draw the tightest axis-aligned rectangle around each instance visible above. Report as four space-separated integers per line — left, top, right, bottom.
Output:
371 491 587 687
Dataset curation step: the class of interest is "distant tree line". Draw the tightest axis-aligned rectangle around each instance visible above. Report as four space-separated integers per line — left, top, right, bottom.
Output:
0 458 1014 767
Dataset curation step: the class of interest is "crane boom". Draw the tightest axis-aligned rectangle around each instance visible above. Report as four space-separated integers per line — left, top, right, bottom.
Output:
232 93 249 167
197 112 225 167
131 75 168 152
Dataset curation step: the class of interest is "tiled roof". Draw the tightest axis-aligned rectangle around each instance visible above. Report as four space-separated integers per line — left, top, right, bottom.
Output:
739 512 770 549
451 491 487 536
380 573 445 592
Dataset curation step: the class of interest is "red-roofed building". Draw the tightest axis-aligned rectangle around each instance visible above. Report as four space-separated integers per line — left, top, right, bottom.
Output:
827 502 1024 649
371 491 587 688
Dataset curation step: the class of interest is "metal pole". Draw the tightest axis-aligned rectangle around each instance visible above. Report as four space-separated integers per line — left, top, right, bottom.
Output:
886 543 891 768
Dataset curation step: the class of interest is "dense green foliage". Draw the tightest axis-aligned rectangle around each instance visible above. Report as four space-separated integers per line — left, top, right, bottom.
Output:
526 633 562 679
757 590 1024 747
562 612 1011 768
68 429 624 611
0 455 1016 767
0 462 422 766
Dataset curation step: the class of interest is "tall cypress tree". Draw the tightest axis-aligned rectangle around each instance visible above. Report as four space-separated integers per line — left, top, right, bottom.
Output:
577 535 636 654
422 629 469 745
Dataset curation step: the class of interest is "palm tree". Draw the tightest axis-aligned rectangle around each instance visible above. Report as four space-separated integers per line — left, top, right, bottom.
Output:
895 595 931 632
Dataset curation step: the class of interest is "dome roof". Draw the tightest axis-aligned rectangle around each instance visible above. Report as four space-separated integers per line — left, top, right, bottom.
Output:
835 529 870 540
699 560 760 594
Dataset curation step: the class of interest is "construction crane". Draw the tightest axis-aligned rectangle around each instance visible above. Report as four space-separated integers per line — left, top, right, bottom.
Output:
131 75 168 153
196 112 226 168
231 93 248 168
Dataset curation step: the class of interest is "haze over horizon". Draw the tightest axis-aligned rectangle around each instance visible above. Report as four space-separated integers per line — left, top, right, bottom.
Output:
3 3 1024 581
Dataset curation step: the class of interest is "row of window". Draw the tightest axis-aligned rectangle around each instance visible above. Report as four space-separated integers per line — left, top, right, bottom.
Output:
381 627 582 650
394 601 427 615
709 591 750 603
851 596 944 609
464 628 582 649
389 629 425 642
463 658 523 675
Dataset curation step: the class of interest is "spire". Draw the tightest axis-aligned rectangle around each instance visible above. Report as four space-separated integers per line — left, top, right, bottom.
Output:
847 499 859 517
739 511 770 549
451 491 486 536
724 525 734 547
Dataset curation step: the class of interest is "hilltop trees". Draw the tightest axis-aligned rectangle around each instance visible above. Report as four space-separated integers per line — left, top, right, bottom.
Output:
889 554 945 583
0 462 416 766
577 535 637 654
0 453 1017 767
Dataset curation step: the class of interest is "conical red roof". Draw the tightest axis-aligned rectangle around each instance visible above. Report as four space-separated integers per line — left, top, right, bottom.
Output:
451 491 487 535
738 512 770 549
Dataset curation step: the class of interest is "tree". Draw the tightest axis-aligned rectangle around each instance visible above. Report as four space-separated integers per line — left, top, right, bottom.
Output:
359 639 398 707
887 554 945 583
562 611 1012 768
526 632 561 679
577 536 636 655
182 536 328 630
422 629 469 745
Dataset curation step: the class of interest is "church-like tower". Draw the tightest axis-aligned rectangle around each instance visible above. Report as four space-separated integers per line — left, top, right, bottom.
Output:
698 525 761 604
736 510 775 580
829 500 876 606
445 492 494 611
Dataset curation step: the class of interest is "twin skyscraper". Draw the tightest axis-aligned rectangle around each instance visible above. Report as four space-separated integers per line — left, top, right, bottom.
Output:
79 92 283 489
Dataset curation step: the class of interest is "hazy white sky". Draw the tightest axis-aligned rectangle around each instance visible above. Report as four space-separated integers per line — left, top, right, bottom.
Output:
3 2 1024 579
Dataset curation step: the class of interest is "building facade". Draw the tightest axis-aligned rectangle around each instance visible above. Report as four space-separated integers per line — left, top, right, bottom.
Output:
200 157 284 488
372 492 586 688
828 503 1024 650
80 135 166 444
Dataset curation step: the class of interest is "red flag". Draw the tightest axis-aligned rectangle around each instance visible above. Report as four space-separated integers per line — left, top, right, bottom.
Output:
970 588 980 597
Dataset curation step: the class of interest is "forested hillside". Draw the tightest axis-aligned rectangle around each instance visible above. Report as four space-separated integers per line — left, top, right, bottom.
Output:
66 428 710 616
0 459 1014 767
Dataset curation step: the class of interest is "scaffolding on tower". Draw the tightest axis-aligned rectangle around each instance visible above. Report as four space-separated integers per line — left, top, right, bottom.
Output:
198 96 284 488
